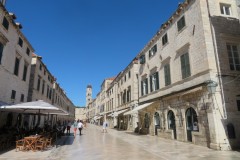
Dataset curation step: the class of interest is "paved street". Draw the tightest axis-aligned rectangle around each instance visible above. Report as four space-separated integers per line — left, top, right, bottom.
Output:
0 124 240 160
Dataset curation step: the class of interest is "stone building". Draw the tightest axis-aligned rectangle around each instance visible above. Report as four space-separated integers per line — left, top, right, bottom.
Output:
0 2 75 129
107 58 139 131
86 0 240 150
28 53 75 126
134 0 240 150
75 106 87 122
0 2 34 127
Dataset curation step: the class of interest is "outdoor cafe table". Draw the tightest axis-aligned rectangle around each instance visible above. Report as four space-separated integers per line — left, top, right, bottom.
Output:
24 135 41 151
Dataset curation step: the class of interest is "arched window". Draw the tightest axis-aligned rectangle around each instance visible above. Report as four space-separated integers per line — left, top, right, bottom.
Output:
154 112 160 127
168 111 175 129
186 107 198 131
144 113 150 128
227 123 236 139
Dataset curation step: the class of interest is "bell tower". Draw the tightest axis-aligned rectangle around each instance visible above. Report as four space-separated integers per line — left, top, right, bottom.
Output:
86 85 92 107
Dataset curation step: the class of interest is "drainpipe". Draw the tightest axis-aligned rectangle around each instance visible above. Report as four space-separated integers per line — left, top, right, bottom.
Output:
206 0 227 119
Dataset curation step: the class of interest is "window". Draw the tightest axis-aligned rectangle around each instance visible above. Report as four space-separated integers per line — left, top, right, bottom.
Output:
20 94 24 102
181 52 191 79
168 111 175 129
128 71 131 78
11 90 16 100
18 37 23 47
227 44 240 71
47 85 49 97
39 64 42 71
162 33 168 46
14 57 20 76
140 54 145 64
49 89 52 99
22 63 28 81
150 72 159 92
164 64 171 86
0 42 4 64
127 86 131 102
37 76 41 91
124 75 126 82
237 100 240 111
220 3 231 16
177 16 186 32
26 48 30 56
149 44 157 58
141 78 148 96
42 81 45 95
2 17 9 30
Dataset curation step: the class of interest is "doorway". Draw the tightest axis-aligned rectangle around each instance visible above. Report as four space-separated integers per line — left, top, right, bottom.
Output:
154 112 160 135
168 110 177 139
186 107 198 142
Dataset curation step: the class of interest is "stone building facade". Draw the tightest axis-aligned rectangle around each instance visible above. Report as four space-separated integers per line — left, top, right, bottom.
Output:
75 107 87 121
0 2 34 127
0 2 75 129
134 0 240 150
86 0 240 150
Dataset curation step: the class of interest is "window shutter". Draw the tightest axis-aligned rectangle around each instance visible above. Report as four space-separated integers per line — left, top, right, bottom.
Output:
141 81 143 96
156 72 159 90
146 78 148 94
150 75 153 92
186 53 191 77
0 43 4 63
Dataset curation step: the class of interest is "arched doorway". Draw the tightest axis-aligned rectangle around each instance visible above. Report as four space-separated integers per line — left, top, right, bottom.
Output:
154 112 160 135
186 107 198 142
144 113 150 134
168 110 177 139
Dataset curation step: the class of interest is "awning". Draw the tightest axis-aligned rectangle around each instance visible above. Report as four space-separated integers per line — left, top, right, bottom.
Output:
94 116 102 120
131 102 153 112
107 113 113 117
114 109 129 117
123 110 134 115
0 100 68 115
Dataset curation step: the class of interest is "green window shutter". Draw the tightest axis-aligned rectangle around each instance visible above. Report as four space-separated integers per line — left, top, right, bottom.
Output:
146 78 148 94
156 72 159 90
185 53 191 77
181 54 186 79
0 43 4 64
141 81 143 96
150 75 153 92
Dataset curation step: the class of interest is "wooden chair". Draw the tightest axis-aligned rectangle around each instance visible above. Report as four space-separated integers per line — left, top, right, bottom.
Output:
35 138 46 151
46 138 53 148
16 139 25 151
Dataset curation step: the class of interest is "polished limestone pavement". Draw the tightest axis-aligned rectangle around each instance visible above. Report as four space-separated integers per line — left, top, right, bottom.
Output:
0 124 240 160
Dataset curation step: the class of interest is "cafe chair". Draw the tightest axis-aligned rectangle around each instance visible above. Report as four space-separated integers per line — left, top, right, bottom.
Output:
46 138 53 148
16 139 25 151
35 139 45 151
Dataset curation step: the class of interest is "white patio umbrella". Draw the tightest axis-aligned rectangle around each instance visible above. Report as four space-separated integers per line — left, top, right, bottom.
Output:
0 100 68 115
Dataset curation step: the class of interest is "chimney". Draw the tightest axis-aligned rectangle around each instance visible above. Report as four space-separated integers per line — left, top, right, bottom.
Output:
1 0 6 6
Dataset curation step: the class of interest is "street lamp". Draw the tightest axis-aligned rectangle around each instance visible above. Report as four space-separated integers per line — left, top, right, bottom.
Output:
205 80 218 94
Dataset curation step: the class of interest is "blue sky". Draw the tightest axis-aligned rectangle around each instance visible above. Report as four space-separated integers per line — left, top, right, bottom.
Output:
6 0 181 106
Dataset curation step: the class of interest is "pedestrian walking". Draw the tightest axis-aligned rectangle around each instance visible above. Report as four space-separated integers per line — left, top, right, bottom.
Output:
78 120 84 136
67 121 71 135
102 121 108 133
73 120 78 138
